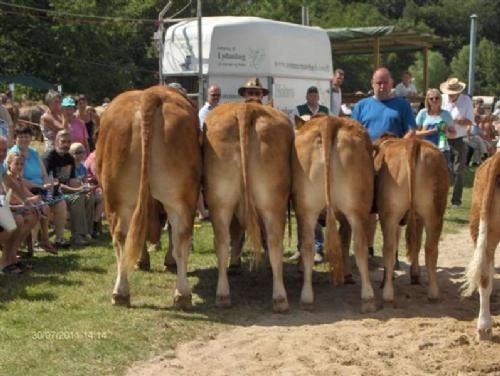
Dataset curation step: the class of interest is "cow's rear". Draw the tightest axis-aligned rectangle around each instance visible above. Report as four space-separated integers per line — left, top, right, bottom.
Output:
463 153 500 340
96 85 201 308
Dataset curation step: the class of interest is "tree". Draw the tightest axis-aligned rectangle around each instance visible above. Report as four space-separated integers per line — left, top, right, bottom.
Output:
409 50 449 93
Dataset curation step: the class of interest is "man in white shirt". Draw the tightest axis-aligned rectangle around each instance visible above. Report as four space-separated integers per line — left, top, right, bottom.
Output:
330 68 344 116
198 84 221 129
394 71 417 98
440 77 474 208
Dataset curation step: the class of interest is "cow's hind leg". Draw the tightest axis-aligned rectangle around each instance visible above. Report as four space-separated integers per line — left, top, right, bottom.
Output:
228 216 244 275
166 206 195 310
261 211 289 313
111 219 130 306
211 206 234 308
348 214 376 313
423 218 443 302
295 210 317 309
380 217 400 304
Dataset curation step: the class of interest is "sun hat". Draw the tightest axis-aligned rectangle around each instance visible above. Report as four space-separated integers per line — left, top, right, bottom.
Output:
306 86 319 94
238 77 269 97
440 78 466 95
61 97 76 108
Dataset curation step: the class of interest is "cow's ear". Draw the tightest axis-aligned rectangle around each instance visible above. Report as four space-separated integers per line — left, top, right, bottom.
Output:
295 115 305 130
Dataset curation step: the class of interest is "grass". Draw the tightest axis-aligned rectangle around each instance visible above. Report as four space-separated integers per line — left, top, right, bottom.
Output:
0 167 476 376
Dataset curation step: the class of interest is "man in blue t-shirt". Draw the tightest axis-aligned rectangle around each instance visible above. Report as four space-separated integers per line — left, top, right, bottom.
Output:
352 67 416 262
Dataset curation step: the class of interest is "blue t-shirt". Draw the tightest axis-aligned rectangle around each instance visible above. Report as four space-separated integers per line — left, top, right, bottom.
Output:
352 96 416 140
415 109 454 147
9 145 44 186
75 163 87 178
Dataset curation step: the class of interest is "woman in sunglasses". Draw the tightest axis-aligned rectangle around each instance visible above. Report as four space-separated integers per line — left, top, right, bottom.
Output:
416 88 455 164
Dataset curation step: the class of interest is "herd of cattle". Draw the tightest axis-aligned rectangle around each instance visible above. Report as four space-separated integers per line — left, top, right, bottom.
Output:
95 85 499 341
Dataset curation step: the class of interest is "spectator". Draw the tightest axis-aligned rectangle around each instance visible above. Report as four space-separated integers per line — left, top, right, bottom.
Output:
441 77 474 208
352 67 416 260
473 98 485 116
290 86 330 264
394 71 417 98
61 97 90 158
330 68 345 116
415 88 455 165
70 142 103 238
40 90 64 153
9 124 68 249
197 85 221 221
44 130 91 246
76 95 99 152
238 78 269 103
0 137 38 274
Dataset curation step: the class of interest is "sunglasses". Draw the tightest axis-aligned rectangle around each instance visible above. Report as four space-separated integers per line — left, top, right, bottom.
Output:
210 93 221 97
246 90 262 96
73 150 84 155
428 97 441 101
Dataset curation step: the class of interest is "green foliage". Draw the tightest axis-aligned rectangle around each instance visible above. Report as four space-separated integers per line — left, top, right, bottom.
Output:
409 50 450 93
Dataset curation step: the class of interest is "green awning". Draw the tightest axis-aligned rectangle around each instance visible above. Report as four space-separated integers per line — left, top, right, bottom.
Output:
0 74 54 91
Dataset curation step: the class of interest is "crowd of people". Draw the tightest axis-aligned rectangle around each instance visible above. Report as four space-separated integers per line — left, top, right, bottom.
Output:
0 91 103 274
1 68 499 275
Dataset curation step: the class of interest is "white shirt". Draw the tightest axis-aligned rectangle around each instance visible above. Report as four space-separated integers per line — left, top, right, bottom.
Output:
394 82 417 97
442 94 474 139
330 86 342 116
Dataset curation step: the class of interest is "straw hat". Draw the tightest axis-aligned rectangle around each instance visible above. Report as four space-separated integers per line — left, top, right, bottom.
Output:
440 78 466 95
238 77 269 97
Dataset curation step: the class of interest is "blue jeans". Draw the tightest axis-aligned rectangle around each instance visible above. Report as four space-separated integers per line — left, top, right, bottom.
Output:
314 222 323 253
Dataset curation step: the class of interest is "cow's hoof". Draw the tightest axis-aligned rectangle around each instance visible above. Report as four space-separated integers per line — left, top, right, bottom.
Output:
411 275 420 285
173 293 192 310
300 301 315 311
478 328 493 341
227 263 242 276
112 294 130 307
215 294 232 308
361 299 377 313
272 297 289 313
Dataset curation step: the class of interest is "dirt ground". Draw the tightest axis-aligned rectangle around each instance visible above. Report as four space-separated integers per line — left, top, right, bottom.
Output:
127 228 500 376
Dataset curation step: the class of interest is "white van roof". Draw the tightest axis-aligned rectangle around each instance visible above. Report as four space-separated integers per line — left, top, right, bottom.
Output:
163 16 332 80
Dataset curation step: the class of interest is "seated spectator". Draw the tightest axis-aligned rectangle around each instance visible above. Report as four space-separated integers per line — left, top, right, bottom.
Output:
70 142 103 238
40 90 64 153
473 98 485 116
394 71 417 98
5 152 57 254
75 95 99 152
0 138 38 273
10 124 69 249
61 97 90 157
465 115 490 166
44 130 92 246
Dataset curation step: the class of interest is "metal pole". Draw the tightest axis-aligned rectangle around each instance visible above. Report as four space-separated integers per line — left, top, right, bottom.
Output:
301 6 309 26
197 0 204 109
468 14 478 96
158 1 174 85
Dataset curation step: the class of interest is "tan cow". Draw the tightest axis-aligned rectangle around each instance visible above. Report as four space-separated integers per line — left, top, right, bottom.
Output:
203 100 293 312
96 85 201 309
293 115 376 312
374 136 449 303
463 152 500 340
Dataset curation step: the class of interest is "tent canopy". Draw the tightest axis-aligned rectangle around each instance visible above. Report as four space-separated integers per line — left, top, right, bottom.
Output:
0 74 54 91
326 26 447 55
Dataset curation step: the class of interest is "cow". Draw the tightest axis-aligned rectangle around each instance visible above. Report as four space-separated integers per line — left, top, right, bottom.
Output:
203 101 294 313
292 115 376 312
463 152 500 340
96 85 202 309
374 135 449 304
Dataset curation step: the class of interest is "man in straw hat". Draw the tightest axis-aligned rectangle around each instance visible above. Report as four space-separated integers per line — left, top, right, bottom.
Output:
440 77 474 209
238 77 269 103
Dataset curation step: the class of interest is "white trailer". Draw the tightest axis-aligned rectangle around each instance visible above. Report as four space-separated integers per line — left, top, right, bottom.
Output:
162 16 333 118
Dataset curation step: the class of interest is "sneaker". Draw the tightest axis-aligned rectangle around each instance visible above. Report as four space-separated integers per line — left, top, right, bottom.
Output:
71 235 89 247
314 252 324 264
288 251 301 261
54 238 70 248
451 204 461 209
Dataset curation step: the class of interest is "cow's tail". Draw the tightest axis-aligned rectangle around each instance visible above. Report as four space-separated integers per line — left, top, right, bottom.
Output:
405 139 420 265
463 157 500 296
123 91 159 271
237 105 262 266
321 117 343 285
